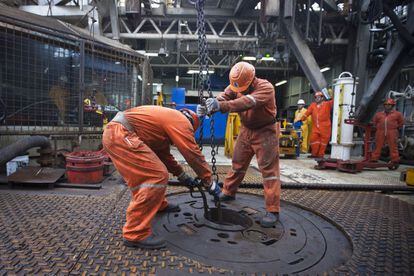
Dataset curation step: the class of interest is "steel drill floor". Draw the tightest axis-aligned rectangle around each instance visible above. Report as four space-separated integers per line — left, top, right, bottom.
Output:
0 182 413 274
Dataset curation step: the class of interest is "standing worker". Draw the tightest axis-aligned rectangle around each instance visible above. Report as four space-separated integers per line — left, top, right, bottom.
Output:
301 91 333 158
293 99 312 153
103 106 213 249
49 75 69 125
198 61 280 228
371 98 404 165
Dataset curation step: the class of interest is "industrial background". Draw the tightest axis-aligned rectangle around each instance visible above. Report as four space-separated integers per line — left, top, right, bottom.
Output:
0 0 414 275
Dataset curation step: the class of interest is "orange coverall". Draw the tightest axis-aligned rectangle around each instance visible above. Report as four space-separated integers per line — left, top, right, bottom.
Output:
302 100 334 158
217 78 281 213
102 106 211 242
371 110 404 162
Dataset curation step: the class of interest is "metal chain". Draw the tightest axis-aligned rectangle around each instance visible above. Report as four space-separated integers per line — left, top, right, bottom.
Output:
194 0 218 182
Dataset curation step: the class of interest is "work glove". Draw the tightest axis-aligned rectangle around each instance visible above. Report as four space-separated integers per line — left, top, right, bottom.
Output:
206 98 220 114
208 180 222 197
196 104 207 117
177 172 195 187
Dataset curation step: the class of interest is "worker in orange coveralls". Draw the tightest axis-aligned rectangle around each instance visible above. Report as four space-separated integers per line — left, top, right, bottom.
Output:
102 106 212 249
198 61 280 228
301 91 334 158
371 98 404 165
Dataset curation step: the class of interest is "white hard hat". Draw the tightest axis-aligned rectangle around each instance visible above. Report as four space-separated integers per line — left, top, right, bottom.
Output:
297 99 305 105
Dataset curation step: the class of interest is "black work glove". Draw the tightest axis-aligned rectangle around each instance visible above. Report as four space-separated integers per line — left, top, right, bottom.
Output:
177 172 195 187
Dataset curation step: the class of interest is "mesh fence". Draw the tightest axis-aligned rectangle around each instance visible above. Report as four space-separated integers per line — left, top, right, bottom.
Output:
0 19 143 136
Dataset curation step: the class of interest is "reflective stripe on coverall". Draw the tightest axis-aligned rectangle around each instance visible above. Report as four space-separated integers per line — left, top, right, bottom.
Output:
102 106 211 242
217 78 281 212
302 100 333 157
371 110 404 162
294 108 311 153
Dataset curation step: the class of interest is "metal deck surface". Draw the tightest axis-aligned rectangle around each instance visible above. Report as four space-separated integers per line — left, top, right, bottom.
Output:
0 173 413 274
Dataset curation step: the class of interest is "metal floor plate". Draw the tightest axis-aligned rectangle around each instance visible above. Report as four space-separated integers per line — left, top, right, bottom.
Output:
153 193 352 274
0 181 413 274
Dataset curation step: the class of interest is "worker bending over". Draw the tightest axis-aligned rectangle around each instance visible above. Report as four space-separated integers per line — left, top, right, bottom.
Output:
301 91 333 158
198 61 280 228
103 106 212 249
294 99 312 154
371 98 404 165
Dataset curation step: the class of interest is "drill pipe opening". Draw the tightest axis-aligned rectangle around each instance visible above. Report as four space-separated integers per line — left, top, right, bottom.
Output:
204 208 252 228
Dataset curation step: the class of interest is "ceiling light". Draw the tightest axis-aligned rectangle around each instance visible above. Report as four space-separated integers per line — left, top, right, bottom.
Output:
187 69 214 74
242 56 256 61
175 75 179 82
138 75 142 81
320 67 331 72
158 47 167 57
261 57 275 61
145 52 159 57
275 80 287 86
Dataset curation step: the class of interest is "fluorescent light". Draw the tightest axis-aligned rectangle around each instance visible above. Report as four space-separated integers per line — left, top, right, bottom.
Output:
175 75 179 82
320 67 330 72
136 50 158 57
138 75 142 81
242 56 256 61
275 80 287 86
261 57 275 61
114 61 121 65
187 69 214 74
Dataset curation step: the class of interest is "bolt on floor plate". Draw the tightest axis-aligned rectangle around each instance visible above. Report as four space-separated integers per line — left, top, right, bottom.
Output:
153 193 352 274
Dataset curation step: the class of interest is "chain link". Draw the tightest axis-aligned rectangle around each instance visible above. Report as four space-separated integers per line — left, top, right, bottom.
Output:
194 0 218 182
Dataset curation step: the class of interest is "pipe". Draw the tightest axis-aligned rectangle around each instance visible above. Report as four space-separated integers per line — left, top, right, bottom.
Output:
168 180 414 192
0 136 51 167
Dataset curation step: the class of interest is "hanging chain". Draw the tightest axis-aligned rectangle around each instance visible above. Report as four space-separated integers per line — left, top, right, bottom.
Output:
194 0 218 182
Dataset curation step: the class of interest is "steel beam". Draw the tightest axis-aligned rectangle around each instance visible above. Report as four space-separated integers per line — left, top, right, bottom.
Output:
356 4 414 123
114 33 261 42
282 18 328 97
150 63 292 71
19 5 94 18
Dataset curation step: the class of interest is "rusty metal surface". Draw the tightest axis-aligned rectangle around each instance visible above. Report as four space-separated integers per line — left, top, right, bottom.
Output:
0 178 413 274
7 167 66 184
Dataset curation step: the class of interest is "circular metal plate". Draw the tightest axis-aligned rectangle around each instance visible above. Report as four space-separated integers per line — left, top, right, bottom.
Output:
153 193 352 274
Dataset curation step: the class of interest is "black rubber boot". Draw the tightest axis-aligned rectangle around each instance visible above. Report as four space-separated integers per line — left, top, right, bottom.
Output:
260 212 279 228
123 234 166 249
217 192 236 202
158 203 181 213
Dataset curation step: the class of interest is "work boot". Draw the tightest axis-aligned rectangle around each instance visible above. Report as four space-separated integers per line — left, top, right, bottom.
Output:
123 234 166 249
218 192 236 202
260 212 279 228
158 203 181 213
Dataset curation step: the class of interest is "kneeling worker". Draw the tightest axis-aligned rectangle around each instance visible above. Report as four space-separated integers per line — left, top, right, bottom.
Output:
103 106 212 249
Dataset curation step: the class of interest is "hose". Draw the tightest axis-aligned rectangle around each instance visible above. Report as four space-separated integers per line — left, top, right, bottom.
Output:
0 136 51 167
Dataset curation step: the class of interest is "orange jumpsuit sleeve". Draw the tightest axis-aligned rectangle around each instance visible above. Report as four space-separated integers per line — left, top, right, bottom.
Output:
219 81 274 113
153 145 184 177
397 112 405 128
372 112 380 128
302 104 314 121
164 122 212 183
216 86 237 101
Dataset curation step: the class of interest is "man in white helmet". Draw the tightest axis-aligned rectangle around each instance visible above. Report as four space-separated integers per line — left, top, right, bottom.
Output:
293 99 312 153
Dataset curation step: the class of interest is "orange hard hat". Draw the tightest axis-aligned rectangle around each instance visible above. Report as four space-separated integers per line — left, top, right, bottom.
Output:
314 91 324 98
229 62 255 93
180 108 200 130
384 98 396 105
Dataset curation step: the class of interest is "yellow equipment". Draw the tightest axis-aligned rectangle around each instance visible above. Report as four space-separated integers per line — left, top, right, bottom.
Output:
224 113 241 158
224 115 299 159
279 123 299 158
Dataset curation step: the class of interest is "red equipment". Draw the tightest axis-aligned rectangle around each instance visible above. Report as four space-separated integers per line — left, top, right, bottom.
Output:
315 119 398 173
65 151 105 184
